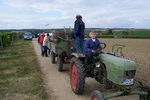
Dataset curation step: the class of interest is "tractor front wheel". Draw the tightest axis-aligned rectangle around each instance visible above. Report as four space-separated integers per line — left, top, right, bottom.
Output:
138 84 150 100
70 57 85 94
91 90 104 100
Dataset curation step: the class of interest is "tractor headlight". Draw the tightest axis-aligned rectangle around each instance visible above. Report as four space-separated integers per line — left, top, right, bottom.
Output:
95 62 100 68
125 70 136 79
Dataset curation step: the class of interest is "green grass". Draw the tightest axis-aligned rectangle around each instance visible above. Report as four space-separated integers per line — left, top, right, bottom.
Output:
0 54 35 60
0 51 18 55
0 75 43 94
0 61 26 70
0 40 48 100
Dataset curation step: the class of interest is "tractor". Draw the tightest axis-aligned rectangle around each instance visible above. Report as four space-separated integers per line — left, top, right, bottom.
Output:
69 43 150 100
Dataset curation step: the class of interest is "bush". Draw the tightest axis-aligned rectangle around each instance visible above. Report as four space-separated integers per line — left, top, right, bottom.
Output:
0 32 22 48
96 35 114 38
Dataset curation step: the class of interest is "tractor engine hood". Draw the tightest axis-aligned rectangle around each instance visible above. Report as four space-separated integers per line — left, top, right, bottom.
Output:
100 54 136 70
100 53 137 85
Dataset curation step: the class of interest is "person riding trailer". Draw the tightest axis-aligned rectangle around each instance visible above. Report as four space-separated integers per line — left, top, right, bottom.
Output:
84 31 101 64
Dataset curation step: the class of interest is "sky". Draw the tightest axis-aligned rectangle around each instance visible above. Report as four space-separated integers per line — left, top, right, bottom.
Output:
0 0 150 29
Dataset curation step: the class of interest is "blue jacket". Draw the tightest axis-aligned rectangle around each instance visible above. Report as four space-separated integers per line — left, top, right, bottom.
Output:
84 38 100 54
74 19 85 39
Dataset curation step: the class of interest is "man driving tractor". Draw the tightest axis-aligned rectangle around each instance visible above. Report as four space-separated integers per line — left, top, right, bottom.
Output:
84 31 101 64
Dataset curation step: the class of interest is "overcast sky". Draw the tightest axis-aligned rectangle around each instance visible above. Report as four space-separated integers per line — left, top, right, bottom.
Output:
0 0 150 29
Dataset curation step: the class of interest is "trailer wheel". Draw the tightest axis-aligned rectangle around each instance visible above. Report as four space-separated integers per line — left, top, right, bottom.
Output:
70 57 85 94
91 90 104 100
58 55 63 72
51 51 55 64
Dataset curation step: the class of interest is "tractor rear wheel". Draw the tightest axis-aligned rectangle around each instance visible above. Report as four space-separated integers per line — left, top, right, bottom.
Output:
51 51 55 64
91 90 104 100
57 55 63 72
70 57 85 94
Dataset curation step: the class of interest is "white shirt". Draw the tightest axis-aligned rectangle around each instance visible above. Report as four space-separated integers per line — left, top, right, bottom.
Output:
43 35 49 46
91 38 96 42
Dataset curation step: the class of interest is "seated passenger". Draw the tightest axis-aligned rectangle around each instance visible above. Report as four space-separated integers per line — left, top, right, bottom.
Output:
84 31 101 64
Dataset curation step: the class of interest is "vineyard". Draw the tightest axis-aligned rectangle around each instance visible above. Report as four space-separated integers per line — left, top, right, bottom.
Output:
0 32 22 49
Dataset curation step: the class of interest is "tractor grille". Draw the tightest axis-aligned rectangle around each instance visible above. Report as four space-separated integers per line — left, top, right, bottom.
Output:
125 70 136 79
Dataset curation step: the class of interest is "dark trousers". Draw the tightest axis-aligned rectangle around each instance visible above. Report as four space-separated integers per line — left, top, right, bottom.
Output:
75 37 84 53
42 46 48 56
85 52 99 64
47 48 51 55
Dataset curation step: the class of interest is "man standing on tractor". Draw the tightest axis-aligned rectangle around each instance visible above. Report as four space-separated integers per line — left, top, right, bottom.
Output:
74 14 85 54
84 31 101 64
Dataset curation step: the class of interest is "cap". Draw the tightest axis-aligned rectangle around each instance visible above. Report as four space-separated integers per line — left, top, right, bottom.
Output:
76 14 82 19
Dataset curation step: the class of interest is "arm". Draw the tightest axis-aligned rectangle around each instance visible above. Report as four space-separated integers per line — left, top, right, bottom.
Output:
95 40 101 52
84 39 92 53
74 20 81 36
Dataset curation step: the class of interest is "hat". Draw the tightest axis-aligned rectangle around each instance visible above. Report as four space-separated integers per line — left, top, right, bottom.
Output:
76 14 82 19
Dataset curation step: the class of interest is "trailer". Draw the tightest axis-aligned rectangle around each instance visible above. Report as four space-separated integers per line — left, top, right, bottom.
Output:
50 36 74 71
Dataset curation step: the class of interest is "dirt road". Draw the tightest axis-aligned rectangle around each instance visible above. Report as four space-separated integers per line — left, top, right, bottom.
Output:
32 39 139 100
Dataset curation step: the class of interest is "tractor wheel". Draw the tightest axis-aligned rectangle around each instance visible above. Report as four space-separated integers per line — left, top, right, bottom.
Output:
105 80 112 89
70 57 85 94
57 55 63 72
51 51 55 64
139 86 150 100
91 90 104 100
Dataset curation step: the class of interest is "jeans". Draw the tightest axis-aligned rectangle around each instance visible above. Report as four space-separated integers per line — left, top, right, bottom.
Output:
75 37 84 53
40 44 44 55
47 48 51 55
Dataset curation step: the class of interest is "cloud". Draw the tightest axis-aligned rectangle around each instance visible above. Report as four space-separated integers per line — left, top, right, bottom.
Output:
0 0 150 29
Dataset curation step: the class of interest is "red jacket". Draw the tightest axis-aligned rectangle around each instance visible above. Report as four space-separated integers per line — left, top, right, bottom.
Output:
38 34 45 44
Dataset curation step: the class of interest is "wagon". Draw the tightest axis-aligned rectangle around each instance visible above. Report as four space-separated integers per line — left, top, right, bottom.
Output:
50 37 74 71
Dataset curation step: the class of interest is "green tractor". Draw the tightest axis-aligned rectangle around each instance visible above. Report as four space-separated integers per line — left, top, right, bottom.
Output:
69 43 150 100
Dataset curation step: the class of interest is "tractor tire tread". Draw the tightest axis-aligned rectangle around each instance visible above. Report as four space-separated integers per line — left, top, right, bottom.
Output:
71 57 86 94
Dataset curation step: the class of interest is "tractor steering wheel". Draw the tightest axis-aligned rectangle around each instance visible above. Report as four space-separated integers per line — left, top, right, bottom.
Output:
100 42 106 50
